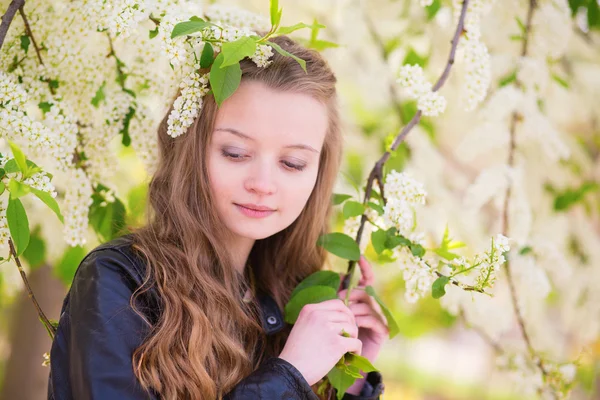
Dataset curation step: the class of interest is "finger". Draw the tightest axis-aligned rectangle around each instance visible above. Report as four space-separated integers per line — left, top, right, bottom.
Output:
338 337 362 356
331 321 359 338
348 302 377 317
357 255 375 286
355 315 390 337
339 289 384 317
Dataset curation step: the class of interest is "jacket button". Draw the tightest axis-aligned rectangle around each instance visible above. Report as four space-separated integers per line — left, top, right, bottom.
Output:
267 316 277 325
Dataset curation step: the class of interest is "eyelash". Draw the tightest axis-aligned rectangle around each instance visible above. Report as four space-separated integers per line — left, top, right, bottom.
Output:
221 150 306 172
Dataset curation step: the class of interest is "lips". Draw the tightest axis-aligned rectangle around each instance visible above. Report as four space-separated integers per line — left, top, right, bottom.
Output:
235 203 275 211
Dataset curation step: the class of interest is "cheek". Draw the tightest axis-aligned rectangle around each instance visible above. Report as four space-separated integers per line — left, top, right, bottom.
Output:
282 170 319 213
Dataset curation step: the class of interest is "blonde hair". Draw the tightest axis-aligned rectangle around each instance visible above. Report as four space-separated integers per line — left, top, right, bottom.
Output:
129 35 343 399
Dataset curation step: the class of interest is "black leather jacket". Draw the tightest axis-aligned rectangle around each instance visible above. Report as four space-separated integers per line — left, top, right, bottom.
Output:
47 235 385 399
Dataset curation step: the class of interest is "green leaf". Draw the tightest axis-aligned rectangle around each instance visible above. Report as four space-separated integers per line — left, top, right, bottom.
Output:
371 229 387 254
290 270 341 299
7 197 30 256
345 353 378 373
342 200 365 219
317 232 361 261
266 41 306 72
498 70 517 87
23 226 46 270
432 275 450 299
8 179 31 199
55 245 86 286
366 201 384 216
30 188 64 223
119 107 135 147
365 286 399 338
305 38 339 51
91 82 106 108
386 233 410 249
328 364 358 400
519 246 533 255
171 19 211 38
284 285 338 324
38 101 53 114
554 182 599 211
0 182 4 195
7 140 29 177
515 16 526 34
89 188 127 242
410 243 426 258
403 48 428 68
209 52 242 107
276 22 326 36
200 42 215 68
20 35 30 53
588 0 600 30
270 0 282 26
149 27 159 39
220 37 257 68
333 193 352 205
551 73 569 89
425 0 442 20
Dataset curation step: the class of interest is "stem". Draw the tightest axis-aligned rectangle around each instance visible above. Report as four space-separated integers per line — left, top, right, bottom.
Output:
18 4 42 65
0 0 24 49
8 238 56 338
340 0 471 291
500 0 556 395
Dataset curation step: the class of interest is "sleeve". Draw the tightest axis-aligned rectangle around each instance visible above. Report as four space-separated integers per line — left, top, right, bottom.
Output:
224 356 319 399
63 249 158 399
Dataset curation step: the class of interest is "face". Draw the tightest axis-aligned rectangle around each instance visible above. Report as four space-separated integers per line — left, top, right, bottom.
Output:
207 80 329 242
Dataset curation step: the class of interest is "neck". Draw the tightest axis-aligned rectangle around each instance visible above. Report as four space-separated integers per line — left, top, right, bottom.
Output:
230 235 256 275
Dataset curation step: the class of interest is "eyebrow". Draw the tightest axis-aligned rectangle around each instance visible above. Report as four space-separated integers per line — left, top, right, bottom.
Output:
215 127 320 154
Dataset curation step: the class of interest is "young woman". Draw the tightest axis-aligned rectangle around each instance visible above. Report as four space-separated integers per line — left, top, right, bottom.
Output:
47 35 388 399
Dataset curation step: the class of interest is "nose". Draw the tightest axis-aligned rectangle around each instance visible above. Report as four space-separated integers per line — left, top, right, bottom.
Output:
244 158 277 195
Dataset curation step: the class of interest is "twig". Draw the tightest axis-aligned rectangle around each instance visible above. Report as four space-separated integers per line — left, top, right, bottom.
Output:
341 0 470 291
18 5 42 65
8 238 56 338
0 0 24 49
459 308 504 354
500 0 556 395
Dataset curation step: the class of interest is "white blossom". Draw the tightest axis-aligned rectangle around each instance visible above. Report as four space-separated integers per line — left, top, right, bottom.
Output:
251 44 274 68
62 168 93 246
167 69 210 138
23 172 58 198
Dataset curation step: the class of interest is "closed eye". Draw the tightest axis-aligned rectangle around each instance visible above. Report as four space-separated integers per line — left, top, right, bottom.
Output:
221 150 306 171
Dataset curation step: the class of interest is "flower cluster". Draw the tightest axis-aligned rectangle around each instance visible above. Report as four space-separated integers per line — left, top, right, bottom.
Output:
452 0 494 111
62 168 94 246
0 197 10 249
251 44 275 68
381 170 427 236
23 172 58 198
396 65 446 117
393 233 436 303
167 69 210 138
473 234 510 289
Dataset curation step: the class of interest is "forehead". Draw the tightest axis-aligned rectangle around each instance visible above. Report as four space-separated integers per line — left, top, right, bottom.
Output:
212 80 329 149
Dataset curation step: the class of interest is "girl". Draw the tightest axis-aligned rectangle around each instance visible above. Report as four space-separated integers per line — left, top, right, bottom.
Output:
48 35 387 399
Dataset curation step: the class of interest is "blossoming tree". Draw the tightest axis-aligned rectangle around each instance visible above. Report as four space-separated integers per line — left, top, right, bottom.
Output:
0 0 599 398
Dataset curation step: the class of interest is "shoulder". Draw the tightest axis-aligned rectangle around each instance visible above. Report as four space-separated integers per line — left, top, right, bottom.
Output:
74 233 149 290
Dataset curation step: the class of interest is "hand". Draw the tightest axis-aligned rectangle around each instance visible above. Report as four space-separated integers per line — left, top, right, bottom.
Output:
279 299 363 386
337 255 389 364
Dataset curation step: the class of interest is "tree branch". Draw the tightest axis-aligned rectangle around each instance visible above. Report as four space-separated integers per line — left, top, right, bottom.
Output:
8 238 56 338
0 0 24 49
341 0 471 290
500 0 557 395
18 4 42 65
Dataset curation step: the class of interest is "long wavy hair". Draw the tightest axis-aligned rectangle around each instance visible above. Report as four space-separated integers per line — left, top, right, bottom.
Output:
128 35 343 399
